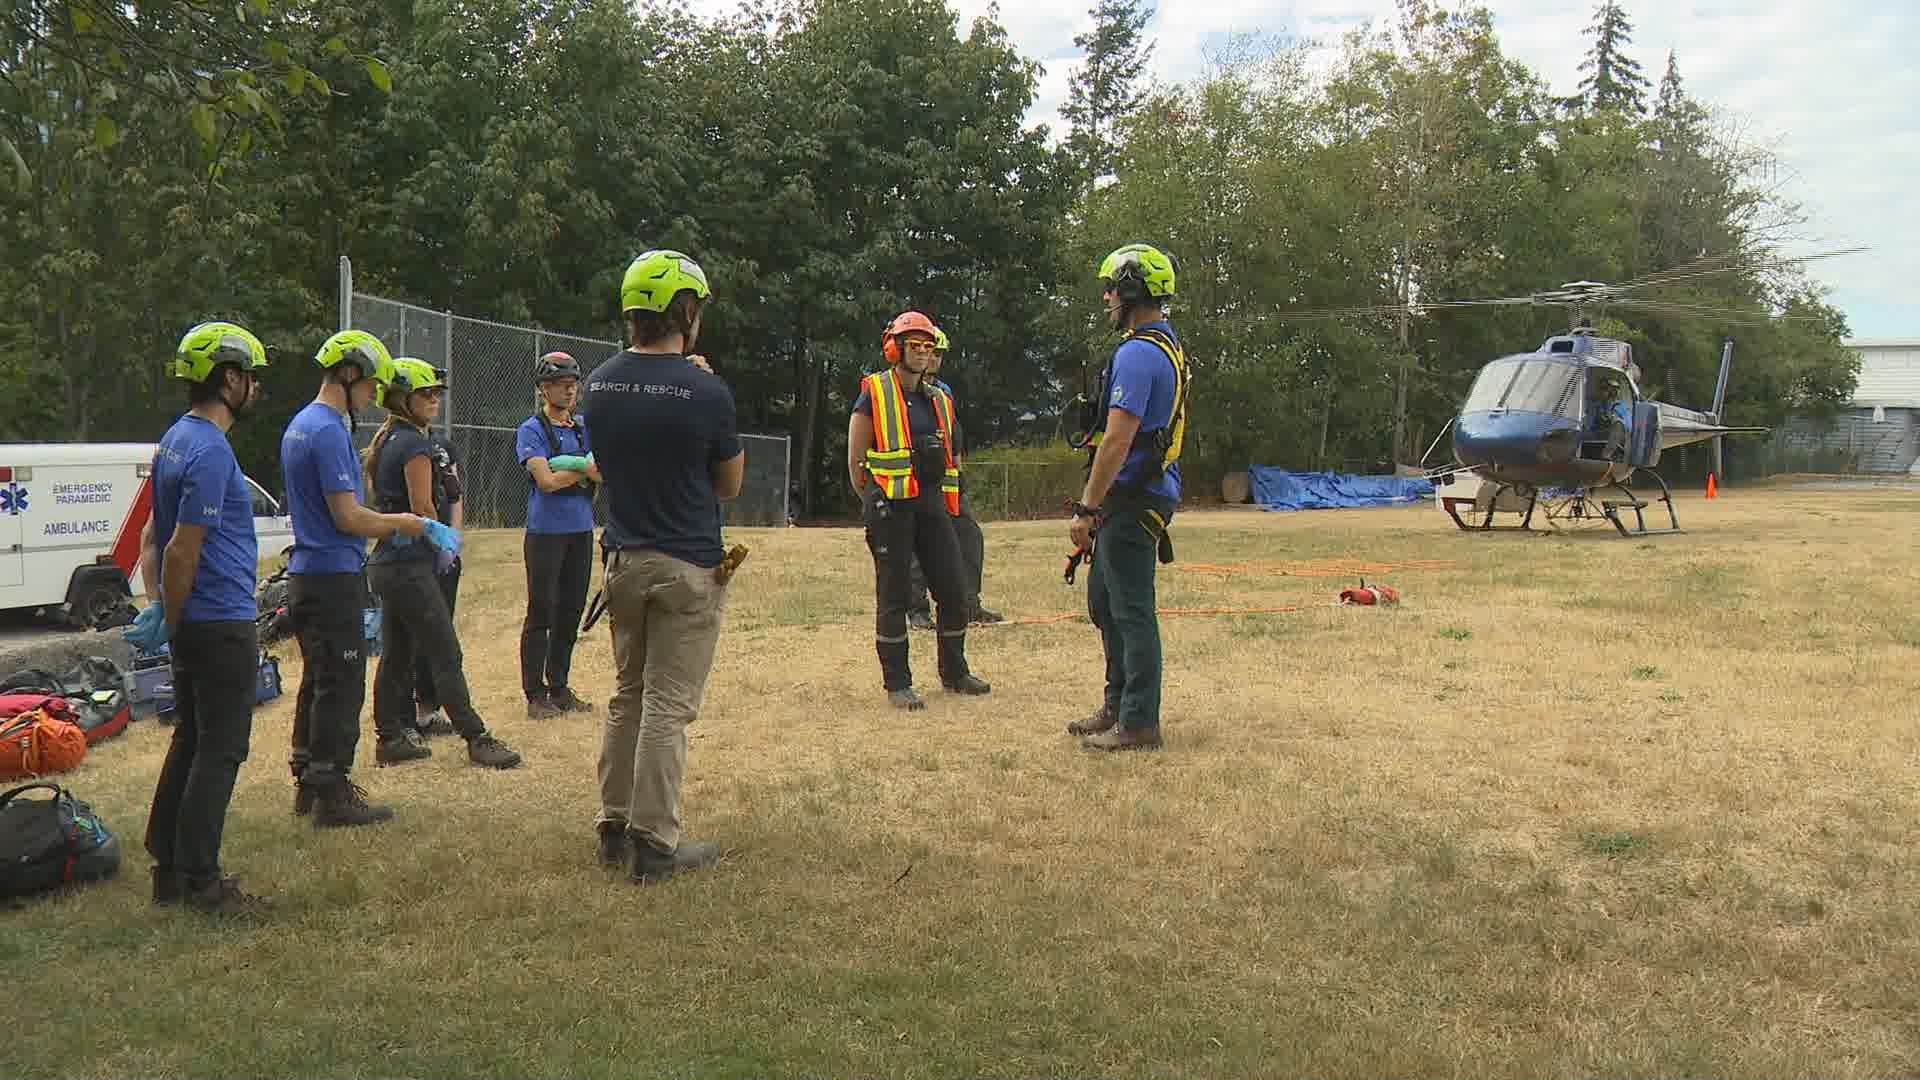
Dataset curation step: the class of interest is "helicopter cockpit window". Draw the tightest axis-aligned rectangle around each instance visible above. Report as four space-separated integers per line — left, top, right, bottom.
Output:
1461 357 1583 418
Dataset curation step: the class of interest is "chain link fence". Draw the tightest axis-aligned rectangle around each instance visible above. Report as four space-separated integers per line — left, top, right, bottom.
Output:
338 257 789 529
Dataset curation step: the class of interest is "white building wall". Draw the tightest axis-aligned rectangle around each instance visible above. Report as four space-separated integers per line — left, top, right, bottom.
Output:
1846 338 1920 408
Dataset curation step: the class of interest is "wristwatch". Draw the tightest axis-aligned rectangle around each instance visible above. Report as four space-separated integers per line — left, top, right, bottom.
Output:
1070 501 1098 519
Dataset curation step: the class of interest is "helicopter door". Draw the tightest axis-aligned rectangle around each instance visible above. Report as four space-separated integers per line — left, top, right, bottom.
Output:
1628 401 1662 467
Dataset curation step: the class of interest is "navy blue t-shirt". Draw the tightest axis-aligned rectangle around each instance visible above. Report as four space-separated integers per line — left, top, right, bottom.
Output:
151 414 258 623
1103 320 1183 502
367 425 435 565
516 412 595 535
581 352 741 568
281 401 367 575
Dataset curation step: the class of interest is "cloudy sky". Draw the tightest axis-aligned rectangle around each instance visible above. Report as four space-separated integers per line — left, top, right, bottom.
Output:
682 0 1915 338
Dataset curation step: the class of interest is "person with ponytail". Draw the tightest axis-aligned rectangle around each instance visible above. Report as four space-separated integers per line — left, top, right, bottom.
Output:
363 358 523 771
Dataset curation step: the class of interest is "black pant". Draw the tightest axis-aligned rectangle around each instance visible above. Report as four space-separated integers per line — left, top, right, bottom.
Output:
289 572 369 783
909 501 984 618
145 620 256 887
369 558 487 741
414 557 462 707
864 488 972 691
521 530 593 701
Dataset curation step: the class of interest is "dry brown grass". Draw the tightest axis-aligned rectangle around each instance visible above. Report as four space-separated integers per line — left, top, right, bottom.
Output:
9 484 1920 1078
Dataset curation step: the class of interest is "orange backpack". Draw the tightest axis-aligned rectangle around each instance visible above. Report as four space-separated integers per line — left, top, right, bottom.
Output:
0 707 88 782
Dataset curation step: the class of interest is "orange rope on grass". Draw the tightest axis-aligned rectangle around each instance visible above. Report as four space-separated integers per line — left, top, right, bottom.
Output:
1174 558 1456 578
985 603 1328 627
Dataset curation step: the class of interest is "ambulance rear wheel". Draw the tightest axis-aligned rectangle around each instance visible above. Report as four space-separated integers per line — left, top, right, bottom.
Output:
65 569 132 631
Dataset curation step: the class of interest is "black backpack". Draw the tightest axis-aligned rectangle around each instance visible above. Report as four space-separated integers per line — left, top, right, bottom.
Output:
0 782 121 899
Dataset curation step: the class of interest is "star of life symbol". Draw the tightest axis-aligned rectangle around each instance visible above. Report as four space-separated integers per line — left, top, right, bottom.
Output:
0 482 27 515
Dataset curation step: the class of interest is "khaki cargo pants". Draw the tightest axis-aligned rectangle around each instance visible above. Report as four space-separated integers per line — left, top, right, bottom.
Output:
594 548 726 852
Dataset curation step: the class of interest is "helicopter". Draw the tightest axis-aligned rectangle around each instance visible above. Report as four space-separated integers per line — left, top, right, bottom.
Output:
1286 249 1862 537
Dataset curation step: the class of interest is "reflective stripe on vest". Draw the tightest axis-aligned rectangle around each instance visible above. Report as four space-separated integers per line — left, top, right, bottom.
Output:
863 369 961 515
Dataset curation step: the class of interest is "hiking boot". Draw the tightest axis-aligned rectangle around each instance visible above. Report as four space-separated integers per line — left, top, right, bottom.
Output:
151 865 184 905
943 673 992 695
1081 724 1162 752
970 606 1005 625
415 708 455 736
597 821 629 867
630 837 722 884
313 779 396 829
907 610 935 631
467 733 522 769
526 696 564 721
1066 704 1118 736
888 687 926 711
549 688 595 714
182 875 273 916
375 729 432 766
292 782 314 816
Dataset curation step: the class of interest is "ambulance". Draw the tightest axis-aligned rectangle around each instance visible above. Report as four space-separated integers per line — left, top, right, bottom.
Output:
0 443 293 627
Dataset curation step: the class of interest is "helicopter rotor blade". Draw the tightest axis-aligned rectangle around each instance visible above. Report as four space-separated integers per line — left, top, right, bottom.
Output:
1263 246 1866 322
1608 246 1868 297
1612 298 1833 322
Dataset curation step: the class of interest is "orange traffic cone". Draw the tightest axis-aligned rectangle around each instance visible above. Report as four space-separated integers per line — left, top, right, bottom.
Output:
1705 472 1718 499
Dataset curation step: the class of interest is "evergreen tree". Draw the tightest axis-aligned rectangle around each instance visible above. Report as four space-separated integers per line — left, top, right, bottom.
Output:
1059 0 1156 190
1577 0 1650 114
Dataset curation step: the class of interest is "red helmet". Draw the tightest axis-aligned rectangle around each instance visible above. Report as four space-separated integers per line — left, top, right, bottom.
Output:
880 310 939 365
534 351 579 383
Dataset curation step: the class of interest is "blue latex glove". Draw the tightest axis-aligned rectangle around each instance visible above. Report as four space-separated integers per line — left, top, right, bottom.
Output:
434 547 458 575
123 602 172 653
547 454 590 474
422 519 463 555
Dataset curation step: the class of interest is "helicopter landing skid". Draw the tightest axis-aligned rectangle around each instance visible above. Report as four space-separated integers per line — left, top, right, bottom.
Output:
1596 472 1682 536
1440 487 1538 531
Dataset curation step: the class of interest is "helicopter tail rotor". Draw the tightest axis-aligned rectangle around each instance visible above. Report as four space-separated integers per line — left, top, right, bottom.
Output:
1710 338 1735 479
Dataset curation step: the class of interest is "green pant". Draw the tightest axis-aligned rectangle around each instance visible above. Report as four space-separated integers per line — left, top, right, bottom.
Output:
1087 495 1174 731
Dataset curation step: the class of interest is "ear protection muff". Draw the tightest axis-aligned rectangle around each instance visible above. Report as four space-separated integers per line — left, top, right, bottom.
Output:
882 331 902 365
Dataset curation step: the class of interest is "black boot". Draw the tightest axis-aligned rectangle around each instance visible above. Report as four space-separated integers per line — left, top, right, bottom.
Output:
597 821 629 867
151 865 184 905
936 630 987 694
878 638 913 696
312 773 396 829
630 836 722 884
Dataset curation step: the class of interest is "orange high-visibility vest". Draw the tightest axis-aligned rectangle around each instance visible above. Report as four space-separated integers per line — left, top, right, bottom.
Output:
863 369 961 515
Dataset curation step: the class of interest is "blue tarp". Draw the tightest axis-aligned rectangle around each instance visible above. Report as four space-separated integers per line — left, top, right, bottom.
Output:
1248 467 1434 511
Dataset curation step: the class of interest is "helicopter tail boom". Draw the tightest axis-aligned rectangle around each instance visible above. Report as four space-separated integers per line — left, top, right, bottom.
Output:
1656 401 1769 451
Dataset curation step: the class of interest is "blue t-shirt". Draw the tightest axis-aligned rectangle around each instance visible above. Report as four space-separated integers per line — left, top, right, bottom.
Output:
151 415 259 623
281 401 367 575
581 352 741 568
1104 320 1183 503
516 413 596 535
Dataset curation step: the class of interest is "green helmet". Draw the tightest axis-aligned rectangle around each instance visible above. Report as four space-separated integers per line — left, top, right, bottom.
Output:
172 321 268 382
314 329 396 387
383 357 447 404
620 249 711 314
934 327 950 351
1098 243 1177 300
